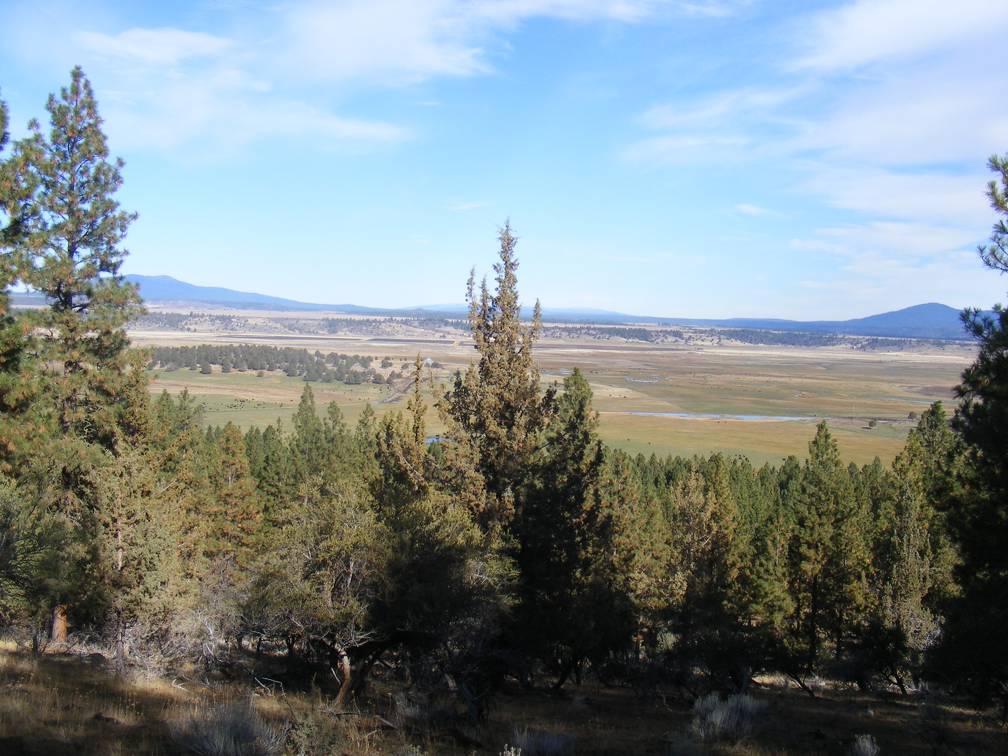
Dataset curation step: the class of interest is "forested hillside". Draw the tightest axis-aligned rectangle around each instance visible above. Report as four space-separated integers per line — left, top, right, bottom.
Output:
1 68 1007 754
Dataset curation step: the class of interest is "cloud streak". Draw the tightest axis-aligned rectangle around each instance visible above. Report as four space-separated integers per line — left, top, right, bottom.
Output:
792 0 1008 72
735 203 775 217
6 0 737 154
624 0 1008 305
77 28 234 66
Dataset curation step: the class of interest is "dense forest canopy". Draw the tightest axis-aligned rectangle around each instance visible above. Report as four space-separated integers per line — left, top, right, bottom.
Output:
1 68 1007 751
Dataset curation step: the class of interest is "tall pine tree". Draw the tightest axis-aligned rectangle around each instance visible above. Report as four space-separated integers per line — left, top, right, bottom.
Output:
0 91 42 473
18 67 145 449
10 68 150 642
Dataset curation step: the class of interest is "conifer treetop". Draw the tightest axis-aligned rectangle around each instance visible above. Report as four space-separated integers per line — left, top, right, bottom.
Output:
22 66 139 322
980 153 1008 274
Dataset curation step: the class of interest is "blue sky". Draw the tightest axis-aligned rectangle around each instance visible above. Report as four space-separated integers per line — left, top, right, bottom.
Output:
2 0 1007 318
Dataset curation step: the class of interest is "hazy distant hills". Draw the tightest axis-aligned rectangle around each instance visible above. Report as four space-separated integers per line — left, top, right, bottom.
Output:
86 275 975 341
649 303 974 340
123 274 373 313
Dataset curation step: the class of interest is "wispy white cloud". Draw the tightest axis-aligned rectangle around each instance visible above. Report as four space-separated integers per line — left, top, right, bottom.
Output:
793 250 997 314
11 20 411 152
792 0 1008 72
103 87 409 152
639 86 806 130
817 221 977 258
471 0 744 24
624 0 1007 309
735 203 774 217
276 1 486 85
274 0 740 86
77 28 233 66
5 0 737 154
621 133 751 164
624 84 806 164
788 219 995 312
788 62 1008 167
801 167 990 228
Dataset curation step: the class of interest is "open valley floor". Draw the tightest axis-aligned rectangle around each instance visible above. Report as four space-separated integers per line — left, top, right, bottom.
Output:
131 315 975 465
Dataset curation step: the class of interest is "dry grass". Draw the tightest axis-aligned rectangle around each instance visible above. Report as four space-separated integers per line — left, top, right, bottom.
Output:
0 649 1005 754
0 650 184 754
142 329 971 464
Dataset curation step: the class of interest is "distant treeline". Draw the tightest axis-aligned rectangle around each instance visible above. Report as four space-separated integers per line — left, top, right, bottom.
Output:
705 329 955 350
134 311 254 331
541 323 914 349
322 316 457 334
541 324 686 342
148 344 389 384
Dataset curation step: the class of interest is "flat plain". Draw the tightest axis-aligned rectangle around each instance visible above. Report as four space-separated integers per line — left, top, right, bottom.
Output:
132 318 974 465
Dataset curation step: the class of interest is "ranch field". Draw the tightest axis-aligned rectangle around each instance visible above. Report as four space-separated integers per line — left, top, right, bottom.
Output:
132 321 974 465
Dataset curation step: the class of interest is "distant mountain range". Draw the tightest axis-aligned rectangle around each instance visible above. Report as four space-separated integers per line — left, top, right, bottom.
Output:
17 274 977 341
123 274 375 313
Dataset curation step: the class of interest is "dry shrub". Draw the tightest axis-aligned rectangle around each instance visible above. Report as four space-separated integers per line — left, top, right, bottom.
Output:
848 733 880 756
170 698 285 756
285 700 345 756
510 726 575 755
690 692 767 743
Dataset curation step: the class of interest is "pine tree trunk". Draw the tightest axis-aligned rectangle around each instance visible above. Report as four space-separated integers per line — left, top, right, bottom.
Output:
553 657 578 691
50 604 68 644
115 619 126 676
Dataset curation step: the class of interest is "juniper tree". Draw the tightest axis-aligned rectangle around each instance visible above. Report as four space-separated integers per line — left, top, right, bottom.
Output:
365 357 490 696
856 419 954 693
440 222 554 529
0 477 68 651
737 465 795 673
89 443 182 672
254 422 295 515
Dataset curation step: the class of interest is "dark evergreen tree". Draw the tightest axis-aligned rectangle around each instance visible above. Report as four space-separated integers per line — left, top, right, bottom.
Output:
933 154 1008 712
513 368 619 686
978 153 1008 272
787 423 868 677
0 92 41 473
17 67 145 449
290 384 326 490
365 357 489 699
7 68 151 642
206 422 260 569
